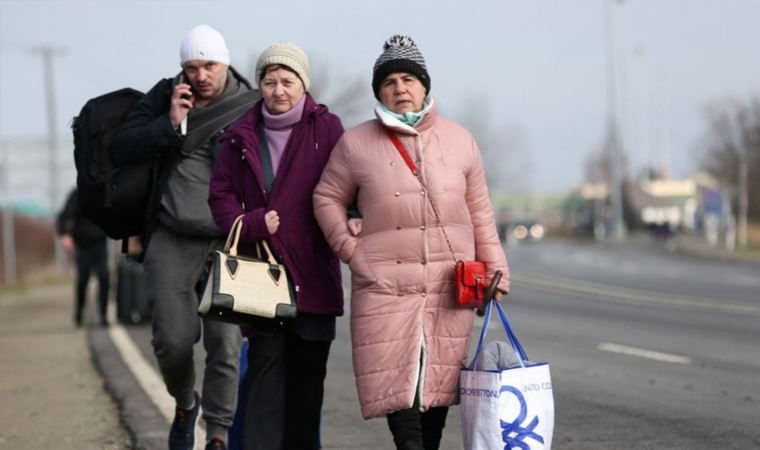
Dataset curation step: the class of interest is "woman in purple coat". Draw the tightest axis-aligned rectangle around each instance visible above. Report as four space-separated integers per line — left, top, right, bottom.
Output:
208 43 344 450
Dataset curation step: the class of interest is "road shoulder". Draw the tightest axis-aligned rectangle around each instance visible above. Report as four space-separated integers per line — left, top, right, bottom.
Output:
0 283 131 449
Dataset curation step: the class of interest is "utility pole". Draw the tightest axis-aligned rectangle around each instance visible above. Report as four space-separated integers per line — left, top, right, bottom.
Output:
727 106 749 248
1 143 16 285
1 207 14 285
603 0 627 241
738 144 749 248
31 46 66 274
733 118 749 248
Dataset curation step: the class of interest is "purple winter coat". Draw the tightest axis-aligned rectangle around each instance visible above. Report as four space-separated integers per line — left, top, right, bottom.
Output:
208 93 345 318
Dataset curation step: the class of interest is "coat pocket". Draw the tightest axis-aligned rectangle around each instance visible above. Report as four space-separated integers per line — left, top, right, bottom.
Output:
348 239 377 288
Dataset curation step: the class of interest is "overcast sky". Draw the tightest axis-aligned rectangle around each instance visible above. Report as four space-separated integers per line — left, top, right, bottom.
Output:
2 0 759 194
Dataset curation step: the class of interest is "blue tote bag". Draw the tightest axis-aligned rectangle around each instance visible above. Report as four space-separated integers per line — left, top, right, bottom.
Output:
460 301 554 449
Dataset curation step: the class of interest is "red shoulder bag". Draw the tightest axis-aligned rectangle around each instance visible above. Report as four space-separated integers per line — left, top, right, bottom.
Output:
384 128 502 309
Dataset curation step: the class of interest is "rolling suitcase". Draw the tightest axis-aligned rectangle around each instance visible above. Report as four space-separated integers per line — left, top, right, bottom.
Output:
116 255 150 324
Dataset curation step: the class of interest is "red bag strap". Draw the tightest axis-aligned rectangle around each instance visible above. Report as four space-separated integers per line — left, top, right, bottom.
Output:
384 127 458 265
386 128 419 174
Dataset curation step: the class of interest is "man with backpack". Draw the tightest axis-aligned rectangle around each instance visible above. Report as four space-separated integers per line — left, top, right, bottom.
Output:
111 25 259 450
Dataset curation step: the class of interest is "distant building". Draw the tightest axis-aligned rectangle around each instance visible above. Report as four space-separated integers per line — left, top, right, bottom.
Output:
564 172 725 235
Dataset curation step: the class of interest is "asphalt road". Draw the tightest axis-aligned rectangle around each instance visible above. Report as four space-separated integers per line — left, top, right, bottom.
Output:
107 237 760 449
506 238 760 449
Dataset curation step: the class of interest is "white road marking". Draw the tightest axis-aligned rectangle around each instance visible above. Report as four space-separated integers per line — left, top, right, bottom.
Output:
598 342 692 365
108 324 206 449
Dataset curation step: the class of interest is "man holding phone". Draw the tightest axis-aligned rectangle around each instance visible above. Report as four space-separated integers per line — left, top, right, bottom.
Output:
112 24 259 450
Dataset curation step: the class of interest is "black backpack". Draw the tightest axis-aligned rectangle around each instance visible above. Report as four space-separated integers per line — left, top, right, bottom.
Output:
72 88 155 240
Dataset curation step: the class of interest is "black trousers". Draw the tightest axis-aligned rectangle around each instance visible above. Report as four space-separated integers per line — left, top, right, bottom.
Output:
242 329 331 450
74 243 109 325
386 395 449 450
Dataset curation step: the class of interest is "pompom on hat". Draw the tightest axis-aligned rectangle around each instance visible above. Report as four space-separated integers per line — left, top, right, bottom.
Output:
372 35 430 100
255 43 311 91
179 24 230 66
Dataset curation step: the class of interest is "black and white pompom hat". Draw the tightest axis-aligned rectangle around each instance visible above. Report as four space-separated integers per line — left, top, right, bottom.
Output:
372 35 431 99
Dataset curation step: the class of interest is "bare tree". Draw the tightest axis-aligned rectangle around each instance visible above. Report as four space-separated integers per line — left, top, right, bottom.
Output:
700 97 760 221
308 63 370 129
583 147 611 184
449 95 526 194
584 127 629 183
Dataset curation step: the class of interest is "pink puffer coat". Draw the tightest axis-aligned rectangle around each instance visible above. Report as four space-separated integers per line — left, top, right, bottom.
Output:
313 101 509 419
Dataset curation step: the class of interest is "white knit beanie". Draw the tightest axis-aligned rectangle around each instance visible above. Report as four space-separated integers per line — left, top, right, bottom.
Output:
179 24 230 66
255 43 311 91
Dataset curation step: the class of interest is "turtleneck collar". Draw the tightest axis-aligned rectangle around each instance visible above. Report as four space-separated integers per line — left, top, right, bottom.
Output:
261 94 306 129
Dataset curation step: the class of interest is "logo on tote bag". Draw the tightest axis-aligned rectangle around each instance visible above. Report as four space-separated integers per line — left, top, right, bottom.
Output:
499 385 544 449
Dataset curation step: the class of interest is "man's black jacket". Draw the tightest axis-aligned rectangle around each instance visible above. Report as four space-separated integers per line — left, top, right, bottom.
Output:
111 67 257 246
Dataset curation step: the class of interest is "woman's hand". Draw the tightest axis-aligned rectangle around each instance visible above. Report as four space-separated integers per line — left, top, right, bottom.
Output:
265 210 280 234
347 218 363 237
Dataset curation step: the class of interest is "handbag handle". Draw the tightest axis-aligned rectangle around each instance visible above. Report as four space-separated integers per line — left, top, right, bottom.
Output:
385 128 458 266
256 241 278 266
224 215 245 256
467 300 529 371
223 215 281 266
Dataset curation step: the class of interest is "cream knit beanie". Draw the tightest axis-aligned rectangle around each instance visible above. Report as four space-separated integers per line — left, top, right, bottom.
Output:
255 43 311 91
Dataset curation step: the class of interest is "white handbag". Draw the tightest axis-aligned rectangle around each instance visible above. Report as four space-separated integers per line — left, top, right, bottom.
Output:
198 215 297 325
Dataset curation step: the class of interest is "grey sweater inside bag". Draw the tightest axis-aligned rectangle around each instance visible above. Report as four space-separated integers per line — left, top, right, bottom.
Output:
475 341 522 371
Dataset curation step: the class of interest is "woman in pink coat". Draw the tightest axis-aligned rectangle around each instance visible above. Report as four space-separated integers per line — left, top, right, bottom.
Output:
313 35 510 450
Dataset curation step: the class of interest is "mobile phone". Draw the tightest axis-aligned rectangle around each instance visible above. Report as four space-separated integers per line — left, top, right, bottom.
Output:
178 73 195 102
179 72 197 98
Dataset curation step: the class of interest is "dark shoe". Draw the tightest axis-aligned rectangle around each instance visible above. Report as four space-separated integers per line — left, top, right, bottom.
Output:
169 391 201 450
205 437 227 450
